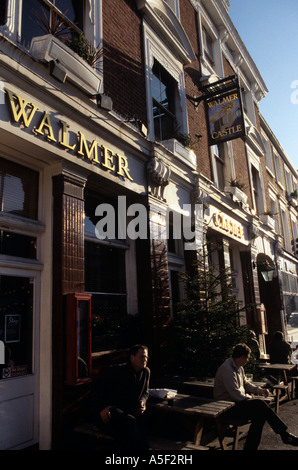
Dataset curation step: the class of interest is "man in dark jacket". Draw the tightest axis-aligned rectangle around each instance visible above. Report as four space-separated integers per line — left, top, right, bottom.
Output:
97 344 150 449
269 331 292 364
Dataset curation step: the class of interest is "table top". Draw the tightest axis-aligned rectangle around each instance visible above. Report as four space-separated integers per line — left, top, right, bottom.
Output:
148 393 234 419
260 363 296 371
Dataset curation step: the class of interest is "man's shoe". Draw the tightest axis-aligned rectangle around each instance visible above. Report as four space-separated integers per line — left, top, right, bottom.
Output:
281 431 298 446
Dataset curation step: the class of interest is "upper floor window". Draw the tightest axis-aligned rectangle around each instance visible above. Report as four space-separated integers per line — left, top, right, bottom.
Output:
21 0 84 49
262 136 274 174
143 21 189 143
285 168 293 196
280 206 291 252
202 27 214 65
0 158 39 220
270 196 280 234
212 144 225 190
251 165 262 214
273 151 283 185
152 60 177 141
0 1 6 25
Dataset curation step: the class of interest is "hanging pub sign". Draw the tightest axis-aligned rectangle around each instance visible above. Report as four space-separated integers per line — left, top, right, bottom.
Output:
206 88 245 145
198 75 245 146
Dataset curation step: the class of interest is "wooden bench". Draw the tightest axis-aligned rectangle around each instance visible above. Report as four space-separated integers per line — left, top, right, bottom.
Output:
74 422 209 450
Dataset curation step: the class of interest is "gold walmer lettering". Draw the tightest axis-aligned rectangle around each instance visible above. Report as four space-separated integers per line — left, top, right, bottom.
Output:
207 93 238 108
5 88 133 181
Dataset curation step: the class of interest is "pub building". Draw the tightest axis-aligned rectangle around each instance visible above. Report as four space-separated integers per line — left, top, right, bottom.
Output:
0 0 296 450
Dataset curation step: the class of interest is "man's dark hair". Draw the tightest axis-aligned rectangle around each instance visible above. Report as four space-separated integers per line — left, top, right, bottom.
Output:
273 331 284 341
129 344 148 357
232 343 251 359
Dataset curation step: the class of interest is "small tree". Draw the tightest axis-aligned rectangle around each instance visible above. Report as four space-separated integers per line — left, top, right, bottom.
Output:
173 243 252 377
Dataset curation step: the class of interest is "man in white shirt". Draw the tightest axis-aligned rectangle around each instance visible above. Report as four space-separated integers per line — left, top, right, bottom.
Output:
214 343 298 450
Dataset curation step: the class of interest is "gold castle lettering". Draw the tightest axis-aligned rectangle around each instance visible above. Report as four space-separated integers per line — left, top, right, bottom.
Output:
214 212 244 239
5 89 133 181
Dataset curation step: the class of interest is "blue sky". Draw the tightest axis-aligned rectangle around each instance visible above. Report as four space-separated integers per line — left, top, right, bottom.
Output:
229 0 298 171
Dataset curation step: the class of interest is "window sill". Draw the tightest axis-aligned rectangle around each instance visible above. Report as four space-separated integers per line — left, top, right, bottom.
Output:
288 196 298 208
30 34 103 96
226 185 248 206
260 214 275 230
161 138 196 169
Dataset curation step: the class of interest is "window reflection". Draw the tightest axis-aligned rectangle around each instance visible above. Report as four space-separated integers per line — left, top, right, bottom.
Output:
0 276 34 379
0 158 38 220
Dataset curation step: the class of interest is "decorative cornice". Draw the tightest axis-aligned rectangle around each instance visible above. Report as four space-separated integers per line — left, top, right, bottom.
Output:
136 0 196 64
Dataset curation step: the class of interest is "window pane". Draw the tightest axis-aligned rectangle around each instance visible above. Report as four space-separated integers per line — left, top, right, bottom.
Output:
54 0 83 27
0 276 34 379
0 1 7 25
0 158 39 219
85 241 127 352
21 0 83 49
0 231 37 259
152 61 176 141
85 242 126 293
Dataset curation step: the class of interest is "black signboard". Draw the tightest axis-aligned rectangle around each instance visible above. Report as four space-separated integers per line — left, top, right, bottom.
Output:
205 88 245 145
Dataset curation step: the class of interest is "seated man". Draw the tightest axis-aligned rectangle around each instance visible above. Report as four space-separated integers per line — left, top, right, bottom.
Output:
97 344 150 450
269 331 292 364
214 343 298 450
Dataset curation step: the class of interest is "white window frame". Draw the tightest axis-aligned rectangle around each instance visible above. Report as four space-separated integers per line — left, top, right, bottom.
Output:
269 191 280 234
143 21 188 142
291 214 298 256
261 133 274 175
280 202 291 252
211 144 225 190
284 166 293 197
2 1 102 54
273 151 284 187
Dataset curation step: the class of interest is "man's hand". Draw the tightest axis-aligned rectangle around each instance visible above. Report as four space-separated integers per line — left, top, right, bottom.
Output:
259 388 270 398
137 400 146 414
100 406 112 423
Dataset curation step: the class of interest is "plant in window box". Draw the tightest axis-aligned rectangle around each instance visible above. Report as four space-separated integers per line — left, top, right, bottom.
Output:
227 178 248 205
229 178 246 191
162 133 196 168
69 33 104 74
289 190 298 207
260 211 275 229
175 133 193 149
32 7 72 42
29 7 103 95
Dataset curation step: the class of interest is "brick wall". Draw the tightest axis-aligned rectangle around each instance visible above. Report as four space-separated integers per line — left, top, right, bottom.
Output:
102 0 147 124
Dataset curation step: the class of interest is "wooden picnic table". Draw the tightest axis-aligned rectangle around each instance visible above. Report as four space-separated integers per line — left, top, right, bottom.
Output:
259 363 296 412
147 392 235 450
152 375 266 398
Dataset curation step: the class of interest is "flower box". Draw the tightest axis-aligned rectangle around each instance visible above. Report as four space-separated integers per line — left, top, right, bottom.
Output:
227 185 248 205
30 34 102 96
260 214 275 230
162 138 196 169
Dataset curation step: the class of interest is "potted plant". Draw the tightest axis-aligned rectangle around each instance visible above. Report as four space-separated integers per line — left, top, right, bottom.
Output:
260 211 275 230
227 178 248 205
175 133 193 149
29 7 103 95
230 178 246 191
289 190 298 207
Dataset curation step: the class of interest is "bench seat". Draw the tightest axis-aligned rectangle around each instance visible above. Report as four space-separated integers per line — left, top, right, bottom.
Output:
74 422 209 450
